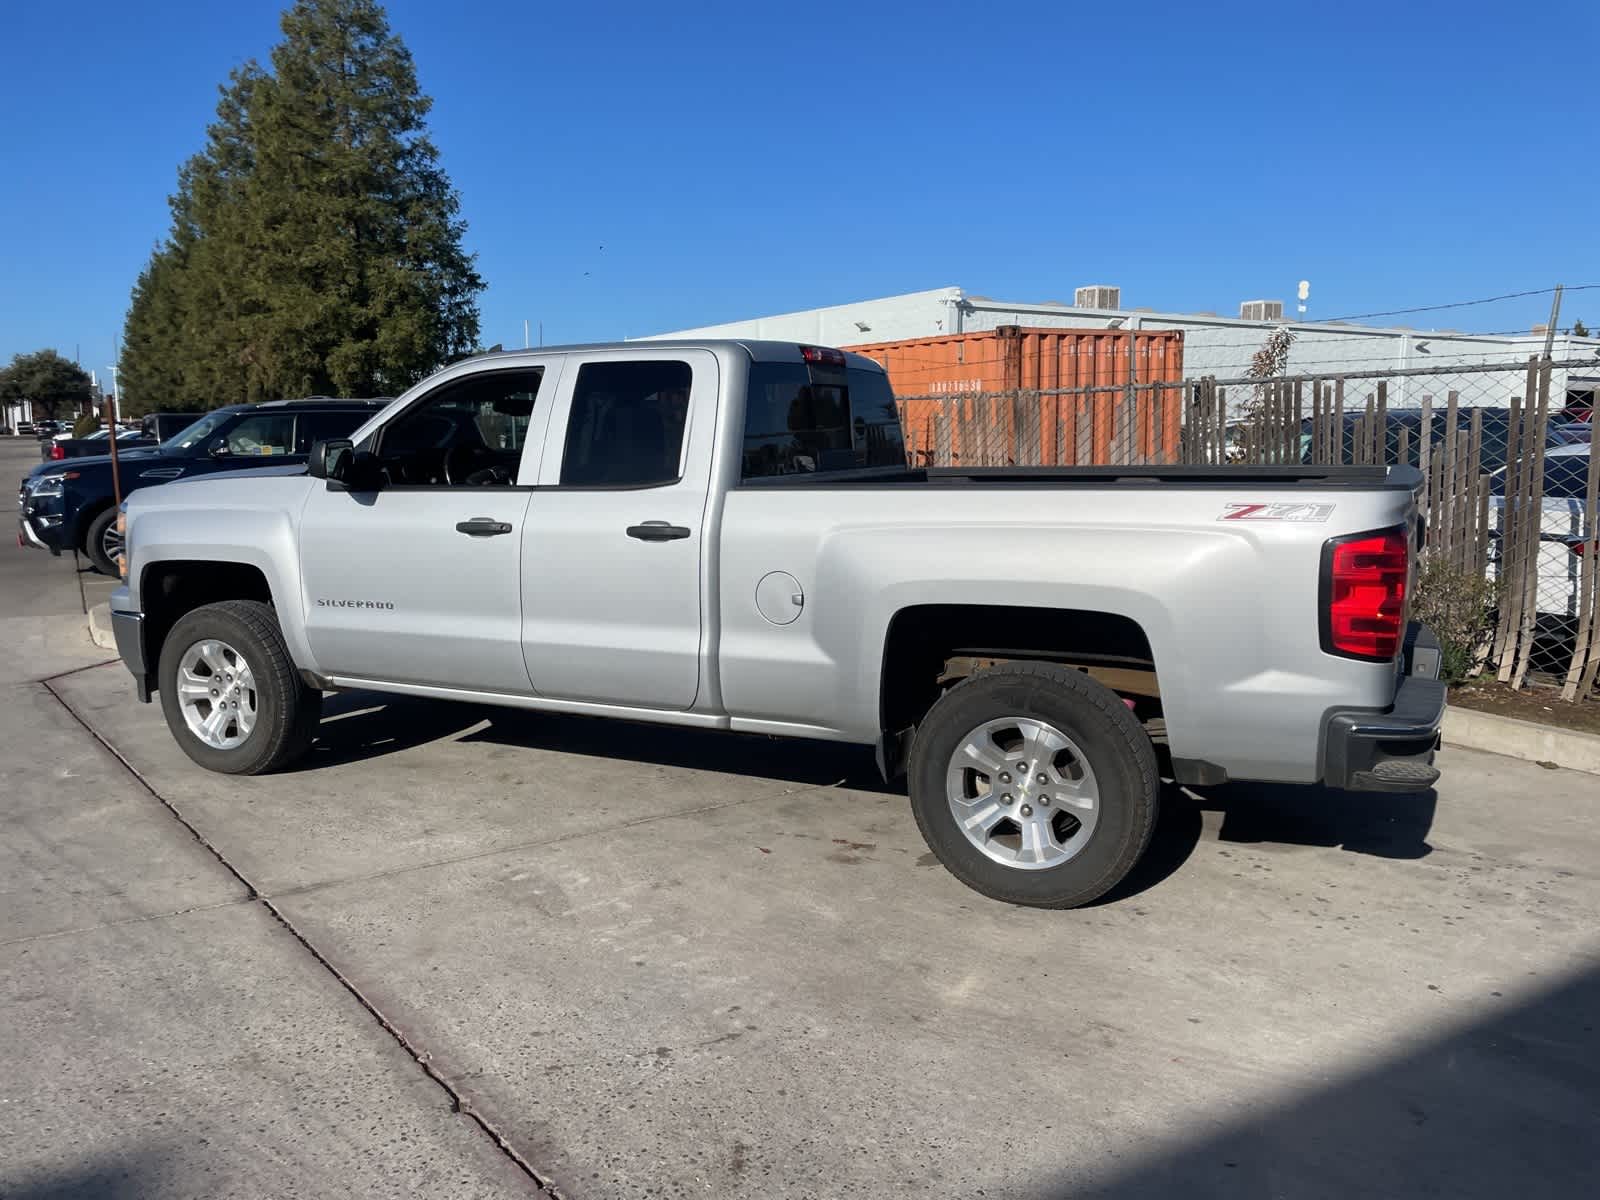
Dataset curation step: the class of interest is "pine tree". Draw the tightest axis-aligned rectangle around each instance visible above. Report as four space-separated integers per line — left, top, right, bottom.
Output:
122 0 481 407
120 246 188 415
244 0 481 397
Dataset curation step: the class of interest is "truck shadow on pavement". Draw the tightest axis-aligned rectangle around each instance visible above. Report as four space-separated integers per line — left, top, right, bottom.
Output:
302 689 897 793
2 1154 167 1200
1200 779 1437 859
1101 780 1436 904
300 692 1437 908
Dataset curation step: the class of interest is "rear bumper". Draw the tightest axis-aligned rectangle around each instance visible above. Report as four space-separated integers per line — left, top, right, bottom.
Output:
1321 623 1446 792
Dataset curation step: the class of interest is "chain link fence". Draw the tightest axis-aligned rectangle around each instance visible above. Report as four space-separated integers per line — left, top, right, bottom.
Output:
892 356 1600 699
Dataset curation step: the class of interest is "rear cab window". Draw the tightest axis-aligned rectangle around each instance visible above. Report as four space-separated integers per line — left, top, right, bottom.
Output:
742 354 905 478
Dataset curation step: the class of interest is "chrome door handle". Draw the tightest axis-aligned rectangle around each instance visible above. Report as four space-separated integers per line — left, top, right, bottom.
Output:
455 518 513 537
627 521 691 542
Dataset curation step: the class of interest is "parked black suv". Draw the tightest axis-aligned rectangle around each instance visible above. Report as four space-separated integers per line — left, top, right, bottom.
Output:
18 398 387 575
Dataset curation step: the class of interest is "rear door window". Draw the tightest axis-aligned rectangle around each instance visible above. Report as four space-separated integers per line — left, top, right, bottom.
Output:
559 361 691 487
742 362 905 478
295 409 376 453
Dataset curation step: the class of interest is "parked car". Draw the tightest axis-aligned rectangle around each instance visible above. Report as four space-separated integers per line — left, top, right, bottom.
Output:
106 340 1444 909
1488 445 1595 635
17 398 387 576
39 411 203 461
31 420 65 440
139 412 204 442
41 427 148 462
1300 407 1585 472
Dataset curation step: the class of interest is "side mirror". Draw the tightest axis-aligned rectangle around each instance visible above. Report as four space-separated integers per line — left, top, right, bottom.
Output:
308 438 353 481
311 439 383 491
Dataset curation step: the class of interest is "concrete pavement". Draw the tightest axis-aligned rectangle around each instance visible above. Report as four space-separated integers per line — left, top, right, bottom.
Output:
2 438 534 1198
3 433 1598 1198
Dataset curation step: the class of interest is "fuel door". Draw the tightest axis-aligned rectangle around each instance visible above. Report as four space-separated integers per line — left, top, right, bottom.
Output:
755 571 804 625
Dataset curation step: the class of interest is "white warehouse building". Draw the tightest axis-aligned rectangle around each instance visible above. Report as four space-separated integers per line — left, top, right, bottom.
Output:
644 285 1599 410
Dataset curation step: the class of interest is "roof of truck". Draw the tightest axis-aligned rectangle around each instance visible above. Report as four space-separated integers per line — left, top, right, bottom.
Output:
457 339 887 372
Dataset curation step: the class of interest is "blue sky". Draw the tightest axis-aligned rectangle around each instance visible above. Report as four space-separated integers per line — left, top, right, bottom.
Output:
2 0 1597 383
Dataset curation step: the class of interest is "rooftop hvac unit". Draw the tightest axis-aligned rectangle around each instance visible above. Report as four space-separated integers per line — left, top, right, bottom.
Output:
1239 299 1285 321
1074 285 1121 310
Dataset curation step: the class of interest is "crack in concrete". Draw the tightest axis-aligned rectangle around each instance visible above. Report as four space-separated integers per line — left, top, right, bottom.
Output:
35 656 120 681
268 782 807 903
0 896 254 950
40 675 566 1199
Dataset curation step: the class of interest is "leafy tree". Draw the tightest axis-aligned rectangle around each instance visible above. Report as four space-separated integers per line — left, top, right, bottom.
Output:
0 350 94 422
120 0 481 408
1573 318 1590 338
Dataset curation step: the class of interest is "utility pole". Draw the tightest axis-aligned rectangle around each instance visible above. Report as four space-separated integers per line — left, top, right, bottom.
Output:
523 319 530 349
1543 284 1564 360
104 366 123 508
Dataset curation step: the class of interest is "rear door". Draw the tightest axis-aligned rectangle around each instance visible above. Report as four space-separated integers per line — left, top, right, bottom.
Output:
520 349 718 709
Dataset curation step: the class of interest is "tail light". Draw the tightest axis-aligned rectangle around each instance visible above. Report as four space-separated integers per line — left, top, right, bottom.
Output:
1321 527 1409 661
799 345 846 366
49 444 65 459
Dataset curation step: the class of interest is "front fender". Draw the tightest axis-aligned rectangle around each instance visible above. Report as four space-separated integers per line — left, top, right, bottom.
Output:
126 480 316 672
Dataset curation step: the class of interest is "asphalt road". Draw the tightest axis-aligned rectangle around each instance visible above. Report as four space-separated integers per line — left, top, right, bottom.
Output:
2 430 1597 1198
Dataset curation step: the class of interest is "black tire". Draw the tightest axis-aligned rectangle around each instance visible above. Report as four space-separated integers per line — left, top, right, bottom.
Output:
908 662 1158 908
157 599 322 775
83 507 120 577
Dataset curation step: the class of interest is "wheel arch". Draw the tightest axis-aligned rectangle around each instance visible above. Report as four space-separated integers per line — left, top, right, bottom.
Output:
70 494 116 551
139 558 280 693
875 602 1163 779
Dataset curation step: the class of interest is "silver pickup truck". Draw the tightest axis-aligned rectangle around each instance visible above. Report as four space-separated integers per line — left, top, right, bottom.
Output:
108 339 1445 907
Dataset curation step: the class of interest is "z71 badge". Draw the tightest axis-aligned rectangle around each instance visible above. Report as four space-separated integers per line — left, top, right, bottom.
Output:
1219 502 1336 522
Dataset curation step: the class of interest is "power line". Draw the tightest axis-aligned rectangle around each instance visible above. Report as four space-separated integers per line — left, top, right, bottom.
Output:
1317 284 1600 325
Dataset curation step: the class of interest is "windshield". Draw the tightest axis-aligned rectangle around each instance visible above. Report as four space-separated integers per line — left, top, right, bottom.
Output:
159 410 233 453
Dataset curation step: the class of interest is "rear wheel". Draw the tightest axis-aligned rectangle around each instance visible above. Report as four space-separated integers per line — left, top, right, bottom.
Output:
907 662 1158 908
83 507 121 577
157 600 321 775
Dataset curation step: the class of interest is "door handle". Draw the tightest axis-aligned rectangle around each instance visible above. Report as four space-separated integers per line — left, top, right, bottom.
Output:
626 521 692 542
455 517 513 537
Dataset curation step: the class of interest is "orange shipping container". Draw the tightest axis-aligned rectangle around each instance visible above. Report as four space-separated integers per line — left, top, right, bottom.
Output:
843 325 1185 466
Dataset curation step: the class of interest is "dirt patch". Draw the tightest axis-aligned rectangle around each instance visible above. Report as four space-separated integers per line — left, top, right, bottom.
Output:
1451 679 1600 737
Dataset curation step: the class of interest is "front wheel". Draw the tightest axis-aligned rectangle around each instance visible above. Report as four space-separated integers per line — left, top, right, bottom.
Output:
83 507 122 577
157 600 322 775
907 662 1158 908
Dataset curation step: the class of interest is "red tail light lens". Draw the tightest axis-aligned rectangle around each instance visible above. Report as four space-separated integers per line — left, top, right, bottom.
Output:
798 344 846 366
49 444 65 459
1322 527 1409 660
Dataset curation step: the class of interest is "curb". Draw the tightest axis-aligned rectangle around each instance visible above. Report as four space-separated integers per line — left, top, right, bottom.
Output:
1443 706 1600 777
87 601 117 652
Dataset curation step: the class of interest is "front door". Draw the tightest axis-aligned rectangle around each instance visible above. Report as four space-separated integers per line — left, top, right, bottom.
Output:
298 363 556 693
520 349 716 709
